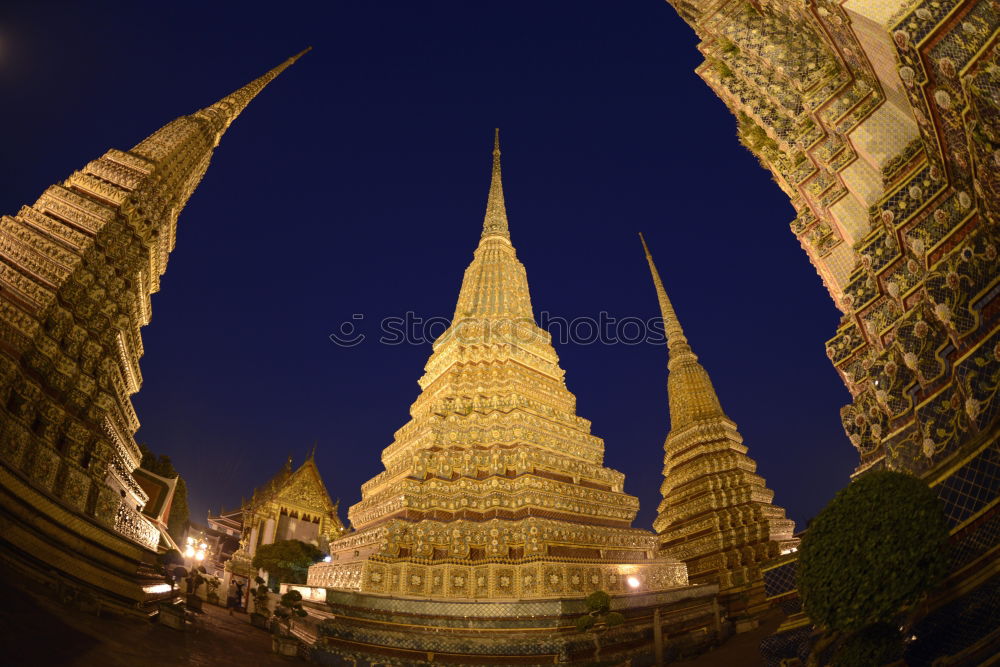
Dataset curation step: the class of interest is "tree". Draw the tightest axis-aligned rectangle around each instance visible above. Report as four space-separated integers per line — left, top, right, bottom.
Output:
798 470 949 632
251 539 324 587
138 443 190 544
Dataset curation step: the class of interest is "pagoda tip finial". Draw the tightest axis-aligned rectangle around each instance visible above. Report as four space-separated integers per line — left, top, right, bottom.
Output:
639 234 694 359
638 232 651 257
290 46 313 63
480 128 510 241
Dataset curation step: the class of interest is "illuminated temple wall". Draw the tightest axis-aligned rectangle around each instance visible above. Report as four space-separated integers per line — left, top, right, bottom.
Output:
661 0 998 659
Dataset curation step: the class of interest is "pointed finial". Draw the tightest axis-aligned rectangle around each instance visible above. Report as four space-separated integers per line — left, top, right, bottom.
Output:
481 129 510 241
638 233 693 361
309 441 318 461
193 48 312 146
641 233 728 428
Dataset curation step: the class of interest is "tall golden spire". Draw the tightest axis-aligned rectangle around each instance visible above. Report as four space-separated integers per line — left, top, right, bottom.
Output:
639 233 725 430
640 234 798 590
639 233 694 363
481 128 510 241
194 47 311 146
447 131 532 322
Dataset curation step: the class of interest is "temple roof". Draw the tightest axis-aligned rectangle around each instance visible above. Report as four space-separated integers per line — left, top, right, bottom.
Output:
248 454 338 516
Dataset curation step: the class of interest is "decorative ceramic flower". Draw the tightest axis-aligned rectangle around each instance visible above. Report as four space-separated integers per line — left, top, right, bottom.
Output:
916 8 932 20
910 237 925 255
898 66 915 85
903 352 918 370
913 320 929 338
909 185 922 200
938 57 956 78
965 398 980 420
881 209 895 224
934 90 952 109
870 423 882 438
886 281 900 298
934 303 952 324
946 271 960 289
894 30 909 49
958 191 972 209
934 209 947 224
922 438 936 458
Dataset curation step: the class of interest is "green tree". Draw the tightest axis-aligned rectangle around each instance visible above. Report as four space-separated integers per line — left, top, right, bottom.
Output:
138 443 190 544
251 539 324 586
798 470 949 632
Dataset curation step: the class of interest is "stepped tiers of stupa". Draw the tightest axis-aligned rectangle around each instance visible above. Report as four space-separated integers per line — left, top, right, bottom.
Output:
308 132 688 599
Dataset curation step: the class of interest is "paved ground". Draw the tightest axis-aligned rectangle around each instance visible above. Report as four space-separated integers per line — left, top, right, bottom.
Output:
0 576 778 666
671 611 783 667
0 579 297 666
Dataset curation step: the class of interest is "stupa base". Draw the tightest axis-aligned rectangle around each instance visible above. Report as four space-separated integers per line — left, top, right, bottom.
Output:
286 584 722 665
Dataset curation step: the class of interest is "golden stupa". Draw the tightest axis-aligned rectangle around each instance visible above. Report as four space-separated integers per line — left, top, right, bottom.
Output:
308 132 687 599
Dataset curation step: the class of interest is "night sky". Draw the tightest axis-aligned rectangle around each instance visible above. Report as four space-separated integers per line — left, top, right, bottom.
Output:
2 1 856 532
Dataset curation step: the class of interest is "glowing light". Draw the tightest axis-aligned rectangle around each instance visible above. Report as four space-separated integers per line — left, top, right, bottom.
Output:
184 546 195 558
627 576 640 589
780 547 798 555
323 555 332 563
143 583 173 594
195 551 205 561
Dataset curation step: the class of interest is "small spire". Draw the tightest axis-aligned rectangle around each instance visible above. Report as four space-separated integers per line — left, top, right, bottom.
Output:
639 233 693 361
481 128 510 241
308 441 318 461
640 233 726 430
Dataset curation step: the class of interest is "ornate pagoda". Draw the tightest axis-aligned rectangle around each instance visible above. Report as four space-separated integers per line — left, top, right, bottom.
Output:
308 132 687 600
640 235 798 593
227 452 346 586
0 51 307 614
301 134 720 665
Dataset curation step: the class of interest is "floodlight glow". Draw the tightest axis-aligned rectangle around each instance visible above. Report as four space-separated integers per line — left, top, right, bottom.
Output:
627 576 640 589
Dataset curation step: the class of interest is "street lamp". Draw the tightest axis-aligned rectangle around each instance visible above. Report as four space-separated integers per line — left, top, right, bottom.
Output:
185 535 208 562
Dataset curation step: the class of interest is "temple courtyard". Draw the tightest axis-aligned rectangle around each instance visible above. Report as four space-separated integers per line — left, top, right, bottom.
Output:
0 575 783 666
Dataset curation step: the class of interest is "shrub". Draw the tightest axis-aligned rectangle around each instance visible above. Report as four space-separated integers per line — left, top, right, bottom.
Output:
585 591 611 614
798 470 949 632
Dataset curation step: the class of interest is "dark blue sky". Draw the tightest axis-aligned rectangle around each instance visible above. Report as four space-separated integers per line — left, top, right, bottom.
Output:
1 1 855 531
